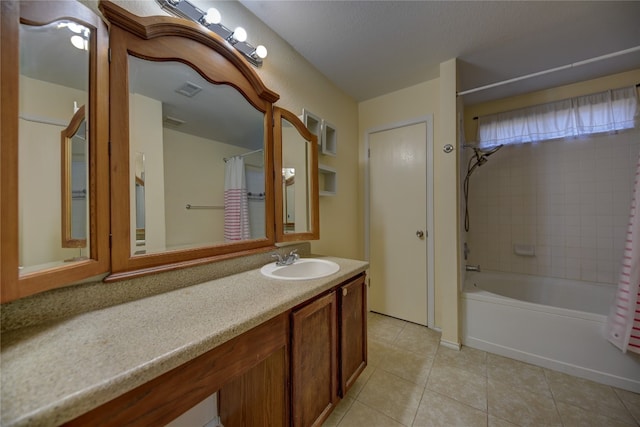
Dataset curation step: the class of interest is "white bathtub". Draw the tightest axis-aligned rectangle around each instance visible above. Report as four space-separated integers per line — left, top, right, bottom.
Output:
462 270 640 392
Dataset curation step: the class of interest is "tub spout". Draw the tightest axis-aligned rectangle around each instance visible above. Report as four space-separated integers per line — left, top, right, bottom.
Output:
466 264 481 272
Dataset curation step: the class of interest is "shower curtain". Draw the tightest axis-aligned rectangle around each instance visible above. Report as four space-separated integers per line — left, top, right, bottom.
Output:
606 149 640 354
223 156 250 241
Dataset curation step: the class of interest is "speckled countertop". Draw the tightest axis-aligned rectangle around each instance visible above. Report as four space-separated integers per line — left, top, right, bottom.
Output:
0 256 368 427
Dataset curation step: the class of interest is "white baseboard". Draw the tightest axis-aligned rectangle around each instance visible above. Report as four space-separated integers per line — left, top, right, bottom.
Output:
439 338 461 351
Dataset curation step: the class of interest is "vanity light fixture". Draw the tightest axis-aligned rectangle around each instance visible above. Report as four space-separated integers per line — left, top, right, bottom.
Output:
157 0 267 67
58 21 89 51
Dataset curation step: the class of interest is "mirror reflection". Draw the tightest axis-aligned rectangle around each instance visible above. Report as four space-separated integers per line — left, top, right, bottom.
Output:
134 151 146 251
19 20 90 274
283 168 295 232
281 118 311 234
127 55 266 255
61 105 88 248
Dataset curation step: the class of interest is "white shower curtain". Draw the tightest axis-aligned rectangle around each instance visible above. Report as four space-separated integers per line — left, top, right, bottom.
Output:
224 156 250 242
606 148 640 354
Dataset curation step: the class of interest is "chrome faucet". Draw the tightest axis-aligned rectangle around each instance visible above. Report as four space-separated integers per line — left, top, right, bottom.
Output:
272 249 299 266
465 264 481 272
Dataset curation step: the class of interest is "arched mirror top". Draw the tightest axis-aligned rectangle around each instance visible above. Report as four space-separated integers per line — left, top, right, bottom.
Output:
1 0 110 303
102 0 281 278
99 1 279 110
274 107 319 242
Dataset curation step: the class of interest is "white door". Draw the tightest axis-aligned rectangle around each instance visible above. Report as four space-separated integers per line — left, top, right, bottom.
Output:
369 122 428 325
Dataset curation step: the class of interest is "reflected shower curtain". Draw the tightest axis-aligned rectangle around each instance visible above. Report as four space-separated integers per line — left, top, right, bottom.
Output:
224 156 250 241
606 149 640 354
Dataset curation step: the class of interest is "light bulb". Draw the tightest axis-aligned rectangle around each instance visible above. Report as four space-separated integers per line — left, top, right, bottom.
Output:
255 45 268 59
70 35 88 50
203 8 221 25
233 27 247 42
67 22 84 34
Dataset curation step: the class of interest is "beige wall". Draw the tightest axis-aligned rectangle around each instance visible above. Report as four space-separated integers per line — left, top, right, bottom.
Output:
358 72 462 342
163 129 254 248
129 93 166 254
19 76 88 269
101 0 362 260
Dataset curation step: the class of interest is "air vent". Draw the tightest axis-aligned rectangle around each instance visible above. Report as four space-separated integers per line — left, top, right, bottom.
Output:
164 116 186 127
175 81 202 97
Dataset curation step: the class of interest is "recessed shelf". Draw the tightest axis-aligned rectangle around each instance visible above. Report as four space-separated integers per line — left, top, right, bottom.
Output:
321 120 337 156
300 109 322 146
318 164 337 196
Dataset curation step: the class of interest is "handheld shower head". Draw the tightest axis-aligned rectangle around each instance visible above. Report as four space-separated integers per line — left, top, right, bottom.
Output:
464 144 503 232
473 144 503 162
479 144 503 157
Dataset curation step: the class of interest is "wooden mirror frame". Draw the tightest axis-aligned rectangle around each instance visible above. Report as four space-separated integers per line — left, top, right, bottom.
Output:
0 1 110 303
61 104 87 249
274 107 320 242
100 1 281 280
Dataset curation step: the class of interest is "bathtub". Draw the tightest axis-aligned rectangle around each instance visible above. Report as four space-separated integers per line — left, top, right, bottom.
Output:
462 270 640 392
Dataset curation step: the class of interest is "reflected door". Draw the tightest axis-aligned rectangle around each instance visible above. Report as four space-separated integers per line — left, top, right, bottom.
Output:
369 122 428 325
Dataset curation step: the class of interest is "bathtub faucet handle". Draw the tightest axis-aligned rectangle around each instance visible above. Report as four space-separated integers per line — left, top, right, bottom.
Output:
466 264 481 272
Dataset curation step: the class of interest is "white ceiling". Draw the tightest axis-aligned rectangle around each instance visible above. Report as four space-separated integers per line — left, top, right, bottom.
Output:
238 1 640 104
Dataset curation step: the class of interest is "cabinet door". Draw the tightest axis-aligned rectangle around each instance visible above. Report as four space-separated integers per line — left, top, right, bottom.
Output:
219 345 288 427
339 274 367 396
291 291 338 427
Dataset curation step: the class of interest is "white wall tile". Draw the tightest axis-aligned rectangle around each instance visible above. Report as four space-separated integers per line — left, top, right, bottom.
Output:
465 129 639 285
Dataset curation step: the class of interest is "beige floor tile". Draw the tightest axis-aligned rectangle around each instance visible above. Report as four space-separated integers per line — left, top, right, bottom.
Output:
377 347 433 385
433 345 487 377
486 353 551 397
367 338 396 367
393 322 440 357
412 390 487 427
556 401 638 427
426 364 487 411
488 415 519 427
545 369 636 424
322 395 355 427
367 312 406 344
487 378 562 427
357 369 424 426
336 401 406 427
344 364 374 399
615 388 640 425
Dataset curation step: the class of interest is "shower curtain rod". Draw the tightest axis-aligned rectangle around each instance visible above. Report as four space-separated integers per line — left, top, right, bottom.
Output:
223 148 263 163
470 82 640 120
457 45 640 97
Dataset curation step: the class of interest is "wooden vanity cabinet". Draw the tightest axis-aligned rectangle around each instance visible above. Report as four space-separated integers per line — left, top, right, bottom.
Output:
63 273 366 427
338 274 367 396
291 273 368 427
291 291 339 427
64 314 289 427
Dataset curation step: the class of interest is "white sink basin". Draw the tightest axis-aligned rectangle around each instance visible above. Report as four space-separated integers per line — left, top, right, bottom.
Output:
260 258 340 280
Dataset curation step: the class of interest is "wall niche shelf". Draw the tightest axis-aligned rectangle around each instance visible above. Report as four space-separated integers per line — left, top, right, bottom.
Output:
301 109 338 156
301 109 322 146
318 164 337 196
321 120 337 156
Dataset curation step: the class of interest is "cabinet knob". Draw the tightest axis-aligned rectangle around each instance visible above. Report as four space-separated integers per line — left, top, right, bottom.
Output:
342 288 348 297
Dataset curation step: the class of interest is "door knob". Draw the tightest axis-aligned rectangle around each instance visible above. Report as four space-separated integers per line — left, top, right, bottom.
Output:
416 230 424 239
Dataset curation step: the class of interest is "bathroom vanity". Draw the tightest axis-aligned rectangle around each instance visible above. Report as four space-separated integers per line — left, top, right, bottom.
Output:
0 2 364 425
1 257 368 426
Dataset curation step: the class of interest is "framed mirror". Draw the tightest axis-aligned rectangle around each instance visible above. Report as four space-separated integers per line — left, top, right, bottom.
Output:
0 1 110 303
61 104 88 249
274 107 319 242
101 1 279 278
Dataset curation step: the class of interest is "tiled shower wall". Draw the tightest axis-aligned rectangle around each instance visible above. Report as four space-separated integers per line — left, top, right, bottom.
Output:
466 129 640 285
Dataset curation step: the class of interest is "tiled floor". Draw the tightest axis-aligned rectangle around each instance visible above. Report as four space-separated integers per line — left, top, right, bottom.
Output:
323 312 640 427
